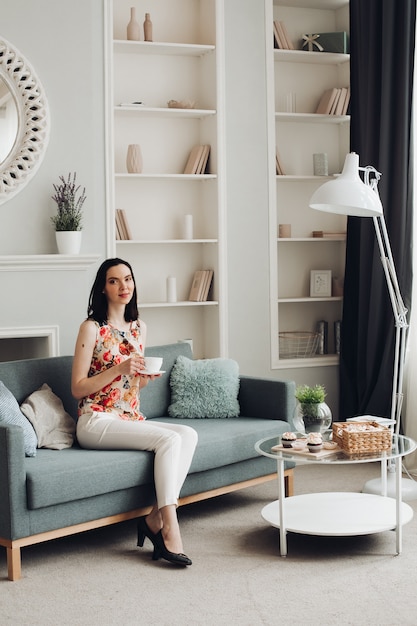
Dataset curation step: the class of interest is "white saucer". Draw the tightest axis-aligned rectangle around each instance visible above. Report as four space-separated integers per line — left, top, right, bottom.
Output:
140 370 165 376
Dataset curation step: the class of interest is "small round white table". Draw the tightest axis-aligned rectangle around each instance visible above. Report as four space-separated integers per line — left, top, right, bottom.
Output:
255 434 416 557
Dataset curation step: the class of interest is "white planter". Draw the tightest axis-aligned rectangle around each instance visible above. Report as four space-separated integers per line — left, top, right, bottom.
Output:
55 231 82 255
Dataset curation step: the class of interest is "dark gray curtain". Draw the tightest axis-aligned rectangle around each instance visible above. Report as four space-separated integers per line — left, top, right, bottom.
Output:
339 0 415 419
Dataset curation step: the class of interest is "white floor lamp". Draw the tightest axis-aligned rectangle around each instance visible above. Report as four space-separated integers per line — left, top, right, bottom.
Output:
309 151 417 501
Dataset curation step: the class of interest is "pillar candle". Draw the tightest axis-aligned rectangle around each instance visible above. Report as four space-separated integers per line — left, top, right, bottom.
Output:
184 214 193 239
167 276 177 302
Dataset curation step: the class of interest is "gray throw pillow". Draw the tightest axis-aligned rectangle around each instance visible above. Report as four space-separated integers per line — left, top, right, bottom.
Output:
0 380 37 457
168 355 240 418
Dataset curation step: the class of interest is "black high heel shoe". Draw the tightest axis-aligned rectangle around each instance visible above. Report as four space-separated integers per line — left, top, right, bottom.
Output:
152 531 192 566
137 516 192 566
137 515 156 548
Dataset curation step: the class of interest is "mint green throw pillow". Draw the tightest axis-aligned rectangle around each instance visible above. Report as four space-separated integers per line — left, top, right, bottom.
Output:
0 380 37 456
168 355 240 418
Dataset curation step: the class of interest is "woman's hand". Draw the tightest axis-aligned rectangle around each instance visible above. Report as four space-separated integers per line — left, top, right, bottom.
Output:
119 353 145 377
121 354 162 388
138 371 161 388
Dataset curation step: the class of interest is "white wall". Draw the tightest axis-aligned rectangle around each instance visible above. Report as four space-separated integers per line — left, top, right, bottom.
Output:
224 0 271 370
0 0 106 357
0 0 339 414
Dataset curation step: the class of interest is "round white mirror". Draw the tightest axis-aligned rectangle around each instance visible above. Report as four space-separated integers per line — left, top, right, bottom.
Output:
0 37 50 205
0 76 18 164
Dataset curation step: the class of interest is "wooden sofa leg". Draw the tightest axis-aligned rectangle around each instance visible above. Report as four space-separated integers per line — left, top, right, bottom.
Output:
284 469 294 497
7 546 21 581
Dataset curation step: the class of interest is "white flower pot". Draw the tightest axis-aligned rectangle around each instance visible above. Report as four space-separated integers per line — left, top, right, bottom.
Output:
55 231 82 255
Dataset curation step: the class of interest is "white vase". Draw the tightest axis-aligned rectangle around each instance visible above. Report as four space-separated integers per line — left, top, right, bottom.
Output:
126 144 143 173
55 231 82 255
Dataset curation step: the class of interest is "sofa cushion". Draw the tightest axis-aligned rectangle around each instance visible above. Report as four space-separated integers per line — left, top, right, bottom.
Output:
20 383 75 450
0 380 37 457
25 415 289 509
25 447 155 509
152 416 288 473
168 356 240 418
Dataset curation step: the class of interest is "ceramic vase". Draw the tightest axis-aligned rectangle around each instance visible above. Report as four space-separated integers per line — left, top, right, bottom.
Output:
143 13 153 41
126 144 143 173
55 231 82 255
127 7 140 41
293 401 332 434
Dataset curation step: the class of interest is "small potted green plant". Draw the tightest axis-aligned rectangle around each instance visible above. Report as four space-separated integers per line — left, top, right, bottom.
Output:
51 172 86 254
293 384 332 434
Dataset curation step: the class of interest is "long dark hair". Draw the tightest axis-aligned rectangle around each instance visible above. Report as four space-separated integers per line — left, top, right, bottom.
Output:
87 258 139 324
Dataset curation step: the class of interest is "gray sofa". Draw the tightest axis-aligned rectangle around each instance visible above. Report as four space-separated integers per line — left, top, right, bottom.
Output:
0 342 296 581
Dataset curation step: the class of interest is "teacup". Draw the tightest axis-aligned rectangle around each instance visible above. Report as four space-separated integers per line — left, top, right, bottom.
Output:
144 356 163 373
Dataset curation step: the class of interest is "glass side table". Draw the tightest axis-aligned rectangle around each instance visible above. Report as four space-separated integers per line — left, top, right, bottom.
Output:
255 434 416 557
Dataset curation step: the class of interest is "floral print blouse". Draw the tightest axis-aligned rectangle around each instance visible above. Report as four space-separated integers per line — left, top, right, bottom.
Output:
78 320 146 421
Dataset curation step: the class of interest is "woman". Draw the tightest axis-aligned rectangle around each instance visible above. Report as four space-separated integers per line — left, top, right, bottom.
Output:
71 258 198 566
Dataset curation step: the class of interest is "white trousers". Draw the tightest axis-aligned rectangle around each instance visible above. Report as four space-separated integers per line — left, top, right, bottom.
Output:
77 412 198 509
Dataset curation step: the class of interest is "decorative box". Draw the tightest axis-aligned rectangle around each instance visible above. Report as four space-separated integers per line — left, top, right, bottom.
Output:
332 421 392 454
301 32 349 54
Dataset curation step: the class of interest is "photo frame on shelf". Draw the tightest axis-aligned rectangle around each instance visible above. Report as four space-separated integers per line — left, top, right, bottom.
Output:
310 270 332 297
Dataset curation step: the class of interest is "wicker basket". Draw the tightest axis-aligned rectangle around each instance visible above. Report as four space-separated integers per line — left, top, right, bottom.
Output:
332 421 392 454
279 331 319 359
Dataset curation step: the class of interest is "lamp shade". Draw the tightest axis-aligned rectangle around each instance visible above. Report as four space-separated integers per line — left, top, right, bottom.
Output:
309 152 383 217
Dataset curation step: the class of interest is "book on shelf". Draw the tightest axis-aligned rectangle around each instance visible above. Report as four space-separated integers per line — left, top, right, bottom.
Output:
273 21 294 50
273 22 281 48
118 209 128 240
121 209 133 240
312 230 347 238
188 270 205 301
115 209 125 240
183 145 203 174
200 269 213 302
329 88 341 114
276 150 285 175
183 144 210 175
315 86 350 116
195 144 210 175
315 87 339 115
115 208 132 240
115 211 122 240
316 320 329 355
188 269 214 302
279 21 294 49
273 21 284 49
334 86 348 116
342 86 350 115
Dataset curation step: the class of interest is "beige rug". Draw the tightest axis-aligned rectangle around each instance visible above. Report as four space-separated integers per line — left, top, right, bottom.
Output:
2 462 417 626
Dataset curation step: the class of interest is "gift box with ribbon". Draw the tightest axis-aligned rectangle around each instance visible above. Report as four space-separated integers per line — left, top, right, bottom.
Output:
301 32 349 54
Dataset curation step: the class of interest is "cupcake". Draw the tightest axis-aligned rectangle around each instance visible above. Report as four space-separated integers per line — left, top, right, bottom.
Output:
307 432 323 453
281 431 297 448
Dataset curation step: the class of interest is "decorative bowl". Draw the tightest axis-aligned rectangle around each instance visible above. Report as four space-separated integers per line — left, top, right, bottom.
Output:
167 99 195 109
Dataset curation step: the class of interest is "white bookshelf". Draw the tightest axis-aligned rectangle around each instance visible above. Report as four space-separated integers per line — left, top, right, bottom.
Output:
268 0 350 369
105 0 226 357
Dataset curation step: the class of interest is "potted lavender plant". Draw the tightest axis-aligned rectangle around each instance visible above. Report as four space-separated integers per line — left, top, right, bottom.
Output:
51 172 86 254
